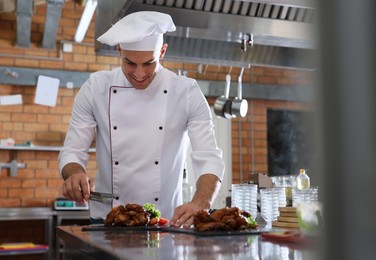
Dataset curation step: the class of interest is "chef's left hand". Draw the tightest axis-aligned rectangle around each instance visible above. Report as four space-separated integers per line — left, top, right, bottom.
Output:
170 174 220 228
170 202 201 228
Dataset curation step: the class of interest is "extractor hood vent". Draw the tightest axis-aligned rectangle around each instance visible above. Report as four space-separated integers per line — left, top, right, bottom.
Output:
95 0 317 70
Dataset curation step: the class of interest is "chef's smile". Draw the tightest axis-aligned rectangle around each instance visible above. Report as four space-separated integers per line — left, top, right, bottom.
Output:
118 49 160 89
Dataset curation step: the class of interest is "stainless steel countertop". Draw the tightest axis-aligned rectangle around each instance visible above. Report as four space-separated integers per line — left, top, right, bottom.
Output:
0 207 55 220
57 225 319 260
0 207 90 220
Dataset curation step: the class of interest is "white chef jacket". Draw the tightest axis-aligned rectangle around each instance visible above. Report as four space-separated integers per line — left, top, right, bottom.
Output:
59 65 225 220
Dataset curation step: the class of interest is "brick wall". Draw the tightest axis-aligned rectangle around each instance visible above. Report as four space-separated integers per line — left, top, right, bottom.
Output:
0 1 314 207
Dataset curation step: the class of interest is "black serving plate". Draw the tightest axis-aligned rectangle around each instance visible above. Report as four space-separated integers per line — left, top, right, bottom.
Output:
81 224 269 236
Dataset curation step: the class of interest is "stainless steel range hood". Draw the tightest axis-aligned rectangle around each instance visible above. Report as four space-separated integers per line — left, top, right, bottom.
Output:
95 0 317 70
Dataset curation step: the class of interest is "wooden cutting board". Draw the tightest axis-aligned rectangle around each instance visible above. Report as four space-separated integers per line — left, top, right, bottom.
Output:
278 207 297 213
277 216 298 223
272 220 300 228
280 212 297 217
272 207 300 229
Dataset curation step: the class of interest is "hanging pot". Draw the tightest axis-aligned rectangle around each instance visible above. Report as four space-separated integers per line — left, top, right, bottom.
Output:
231 70 248 117
214 74 234 118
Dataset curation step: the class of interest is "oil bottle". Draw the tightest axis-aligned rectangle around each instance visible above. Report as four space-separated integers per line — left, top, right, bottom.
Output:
296 169 310 190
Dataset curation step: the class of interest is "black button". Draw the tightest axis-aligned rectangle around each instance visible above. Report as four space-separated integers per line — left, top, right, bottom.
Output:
163 90 167 94
155 161 159 165
115 161 119 165
154 198 158 202
159 126 163 130
113 126 117 130
113 89 117 93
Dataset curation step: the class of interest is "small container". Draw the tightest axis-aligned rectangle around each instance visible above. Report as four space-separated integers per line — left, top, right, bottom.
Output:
182 167 193 203
231 183 258 219
296 169 310 190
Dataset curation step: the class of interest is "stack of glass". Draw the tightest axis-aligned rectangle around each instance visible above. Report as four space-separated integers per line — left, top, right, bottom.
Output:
260 187 287 223
292 186 319 207
231 183 258 219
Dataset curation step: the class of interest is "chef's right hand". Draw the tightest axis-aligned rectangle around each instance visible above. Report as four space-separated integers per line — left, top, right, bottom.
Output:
62 172 93 203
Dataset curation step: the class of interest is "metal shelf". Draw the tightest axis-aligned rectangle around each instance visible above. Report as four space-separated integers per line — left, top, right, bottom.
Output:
0 145 96 152
0 207 90 259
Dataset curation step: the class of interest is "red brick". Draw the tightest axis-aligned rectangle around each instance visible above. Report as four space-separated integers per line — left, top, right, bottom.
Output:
35 187 60 198
24 123 49 132
21 198 48 207
258 76 278 84
23 160 48 169
22 179 46 188
37 114 63 123
14 150 35 159
0 189 8 198
0 179 22 188
9 188 34 197
0 198 21 207
11 113 36 122
35 168 60 178
47 179 63 188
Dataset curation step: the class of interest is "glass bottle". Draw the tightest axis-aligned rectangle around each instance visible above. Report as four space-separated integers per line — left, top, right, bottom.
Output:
182 165 194 203
296 169 310 190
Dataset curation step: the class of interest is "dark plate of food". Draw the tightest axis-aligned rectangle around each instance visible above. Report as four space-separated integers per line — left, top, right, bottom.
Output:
82 204 268 236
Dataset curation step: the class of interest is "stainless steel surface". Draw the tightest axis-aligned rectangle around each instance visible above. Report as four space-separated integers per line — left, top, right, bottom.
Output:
0 66 314 102
0 207 55 220
16 0 33 47
7 0 317 69
214 70 248 118
0 159 26 177
231 98 248 117
90 192 119 203
0 207 55 260
0 207 91 259
0 144 96 152
214 96 233 118
41 0 64 49
95 0 317 70
214 74 233 118
57 225 319 259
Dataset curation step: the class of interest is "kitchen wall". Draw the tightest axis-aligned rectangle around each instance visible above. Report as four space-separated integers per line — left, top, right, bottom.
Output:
0 0 314 208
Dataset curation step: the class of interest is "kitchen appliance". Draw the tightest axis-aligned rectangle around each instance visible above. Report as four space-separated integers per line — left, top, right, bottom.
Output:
54 197 89 211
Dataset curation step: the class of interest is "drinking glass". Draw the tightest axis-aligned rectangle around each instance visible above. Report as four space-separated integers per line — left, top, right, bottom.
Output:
231 184 258 219
292 186 319 207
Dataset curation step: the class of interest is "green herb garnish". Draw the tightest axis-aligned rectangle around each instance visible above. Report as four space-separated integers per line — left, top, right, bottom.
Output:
144 203 161 219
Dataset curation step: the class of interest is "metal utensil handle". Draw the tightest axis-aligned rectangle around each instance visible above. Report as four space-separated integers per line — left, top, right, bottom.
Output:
237 67 244 99
225 74 231 98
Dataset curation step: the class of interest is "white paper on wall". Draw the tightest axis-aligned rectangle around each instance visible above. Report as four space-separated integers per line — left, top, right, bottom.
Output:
34 75 60 107
0 94 23 105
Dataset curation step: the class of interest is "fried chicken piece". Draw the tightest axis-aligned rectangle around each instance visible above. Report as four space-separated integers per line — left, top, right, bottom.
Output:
105 205 125 225
125 203 145 212
105 203 150 226
193 207 257 231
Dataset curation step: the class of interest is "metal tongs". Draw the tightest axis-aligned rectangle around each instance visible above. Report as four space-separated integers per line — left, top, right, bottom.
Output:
89 192 119 203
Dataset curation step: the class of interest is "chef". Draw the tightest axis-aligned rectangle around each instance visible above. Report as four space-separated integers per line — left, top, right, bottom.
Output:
58 11 225 228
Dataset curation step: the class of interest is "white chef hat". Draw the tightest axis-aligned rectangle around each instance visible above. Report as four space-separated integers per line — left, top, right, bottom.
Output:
97 11 176 51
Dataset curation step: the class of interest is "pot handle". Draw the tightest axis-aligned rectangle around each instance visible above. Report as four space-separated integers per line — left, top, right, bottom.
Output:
237 67 244 99
224 74 231 98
